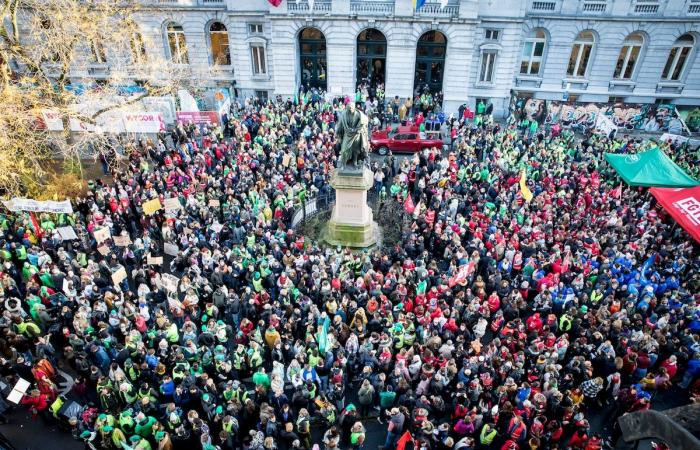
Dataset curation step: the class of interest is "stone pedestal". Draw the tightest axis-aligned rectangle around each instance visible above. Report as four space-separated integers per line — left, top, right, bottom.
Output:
324 167 378 248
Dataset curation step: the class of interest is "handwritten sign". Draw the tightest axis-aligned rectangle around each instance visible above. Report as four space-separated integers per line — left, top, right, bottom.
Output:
282 154 291 167
93 227 111 243
111 267 127 286
142 198 162 215
147 255 163 265
97 245 110 256
56 226 78 241
211 222 223 233
113 235 131 247
164 242 179 256
164 197 181 213
208 199 220 207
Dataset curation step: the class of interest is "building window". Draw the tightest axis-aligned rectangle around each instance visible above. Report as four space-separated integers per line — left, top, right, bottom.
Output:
479 51 497 83
166 22 188 64
255 90 269 102
251 44 267 75
249 24 263 34
520 28 546 76
91 40 106 64
567 30 594 77
613 33 643 79
209 22 231 66
357 28 387 88
129 30 147 64
299 27 327 90
609 96 625 103
661 34 694 81
485 29 500 41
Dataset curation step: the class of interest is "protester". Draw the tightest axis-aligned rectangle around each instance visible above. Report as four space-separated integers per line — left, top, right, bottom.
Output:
0 92 698 450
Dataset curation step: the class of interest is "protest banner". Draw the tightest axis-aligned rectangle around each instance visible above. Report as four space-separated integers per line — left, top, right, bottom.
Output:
3 198 73 214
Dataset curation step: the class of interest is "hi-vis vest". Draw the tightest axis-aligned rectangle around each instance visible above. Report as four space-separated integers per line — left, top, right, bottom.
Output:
480 425 497 445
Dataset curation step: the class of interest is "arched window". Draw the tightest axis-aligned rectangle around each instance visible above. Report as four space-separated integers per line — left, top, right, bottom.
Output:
299 27 327 89
414 30 447 95
662 34 694 81
166 22 188 64
567 31 594 77
209 22 231 66
357 29 387 89
613 33 644 80
520 29 546 76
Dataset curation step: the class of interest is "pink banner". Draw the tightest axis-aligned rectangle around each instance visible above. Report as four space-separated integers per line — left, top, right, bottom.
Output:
176 111 220 127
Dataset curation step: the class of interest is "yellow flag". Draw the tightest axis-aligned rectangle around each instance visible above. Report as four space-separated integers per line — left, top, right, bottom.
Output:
520 171 533 202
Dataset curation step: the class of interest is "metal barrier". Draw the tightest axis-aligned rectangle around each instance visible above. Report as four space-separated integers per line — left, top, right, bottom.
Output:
291 189 383 230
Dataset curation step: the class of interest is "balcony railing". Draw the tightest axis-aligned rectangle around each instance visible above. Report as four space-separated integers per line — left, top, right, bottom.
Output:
415 2 459 18
690 3 700 13
634 3 659 12
582 1 607 12
350 1 395 15
530 1 557 11
288 0 332 13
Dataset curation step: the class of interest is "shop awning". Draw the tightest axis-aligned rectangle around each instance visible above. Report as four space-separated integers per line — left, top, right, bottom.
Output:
650 186 700 243
604 148 699 187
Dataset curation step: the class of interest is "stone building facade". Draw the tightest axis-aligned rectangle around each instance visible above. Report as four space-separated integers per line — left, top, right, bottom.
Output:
131 0 700 116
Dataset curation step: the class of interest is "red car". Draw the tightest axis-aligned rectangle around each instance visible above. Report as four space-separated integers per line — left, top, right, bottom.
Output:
370 125 443 155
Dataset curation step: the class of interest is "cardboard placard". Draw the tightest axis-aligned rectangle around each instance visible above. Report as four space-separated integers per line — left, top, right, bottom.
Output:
208 199 220 207
282 154 291 167
142 198 162 215
93 227 111 243
6 377 30 404
147 255 163 265
113 235 131 247
56 226 78 241
111 267 127 286
164 197 181 213
163 242 179 256
211 222 223 233
97 245 110 256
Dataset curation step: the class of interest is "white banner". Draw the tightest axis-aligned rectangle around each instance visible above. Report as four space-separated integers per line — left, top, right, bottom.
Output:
41 109 64 131
178 89 199 112
595 114 617 136
123 112 166 133
3 198 73 214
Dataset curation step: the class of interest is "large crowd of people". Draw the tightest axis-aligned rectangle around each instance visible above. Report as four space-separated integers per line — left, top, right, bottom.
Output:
0 92 699 450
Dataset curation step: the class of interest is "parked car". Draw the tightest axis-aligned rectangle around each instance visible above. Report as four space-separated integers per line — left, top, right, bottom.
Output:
370 125 443 155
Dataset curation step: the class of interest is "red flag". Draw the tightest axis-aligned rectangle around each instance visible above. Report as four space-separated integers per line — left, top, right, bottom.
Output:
425 209 435 225
610 183 622 199
29 212 43 238
448 261 475 288
403 194 415 214
268 0 282 5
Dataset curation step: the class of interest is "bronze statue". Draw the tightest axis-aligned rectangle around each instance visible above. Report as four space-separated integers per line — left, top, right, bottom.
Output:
336 102 369 170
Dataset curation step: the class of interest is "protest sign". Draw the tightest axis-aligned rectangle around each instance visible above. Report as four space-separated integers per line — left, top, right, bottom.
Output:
111 267 127 286
143 198 162 215
113 235 131 247
147 255 164 265
93 227 111 243
161 273 179 292
164 242 179 256
56 226 78 241
164 197 181 213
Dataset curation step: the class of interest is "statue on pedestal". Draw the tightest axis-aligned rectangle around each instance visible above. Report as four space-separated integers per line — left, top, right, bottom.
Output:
336 102 369 170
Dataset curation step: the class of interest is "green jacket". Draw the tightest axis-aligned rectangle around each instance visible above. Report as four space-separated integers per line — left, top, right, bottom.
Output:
379 391 396 408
